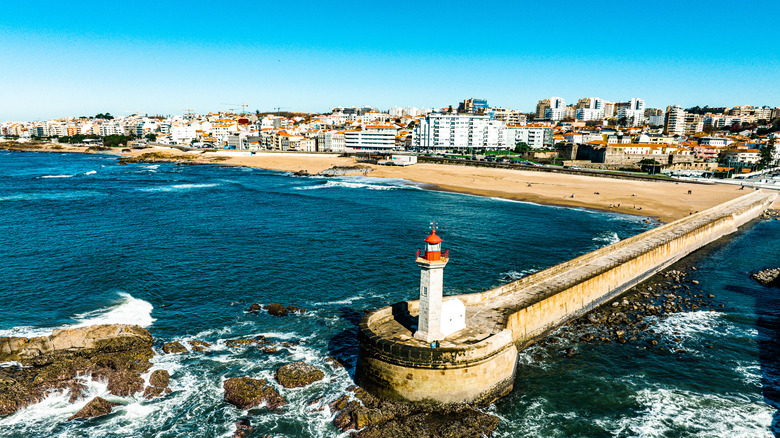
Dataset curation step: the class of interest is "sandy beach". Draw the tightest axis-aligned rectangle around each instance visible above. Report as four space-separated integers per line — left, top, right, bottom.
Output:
7 144 756 222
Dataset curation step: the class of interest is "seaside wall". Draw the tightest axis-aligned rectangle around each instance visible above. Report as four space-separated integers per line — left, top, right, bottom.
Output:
356 190 777 405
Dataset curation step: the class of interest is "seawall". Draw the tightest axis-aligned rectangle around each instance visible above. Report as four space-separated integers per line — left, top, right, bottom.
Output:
355 190 777 405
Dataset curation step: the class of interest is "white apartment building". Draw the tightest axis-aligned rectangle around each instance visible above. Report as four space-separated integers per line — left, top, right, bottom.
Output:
344 124 398 152
618 98 646 126
664 105 686 136
316 130 346 153
575 97 604 121
171 125 197 144
412 114 508 151
489 108 527 125
506 126 554 149
544 97 566 121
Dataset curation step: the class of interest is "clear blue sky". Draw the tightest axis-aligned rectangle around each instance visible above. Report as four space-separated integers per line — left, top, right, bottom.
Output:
1 0 778 121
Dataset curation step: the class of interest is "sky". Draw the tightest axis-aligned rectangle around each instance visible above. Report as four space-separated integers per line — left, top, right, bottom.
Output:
1 0 779 121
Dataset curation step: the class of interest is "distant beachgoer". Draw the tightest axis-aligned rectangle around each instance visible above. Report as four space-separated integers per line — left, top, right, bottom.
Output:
594 192 599 195
687 190 692 195
632 193 636 197
571 194 575 198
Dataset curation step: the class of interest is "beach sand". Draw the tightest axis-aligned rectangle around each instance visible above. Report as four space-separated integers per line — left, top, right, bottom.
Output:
23 144 751 222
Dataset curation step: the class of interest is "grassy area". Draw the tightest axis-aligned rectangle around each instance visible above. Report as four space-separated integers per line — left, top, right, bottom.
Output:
484 150 522 156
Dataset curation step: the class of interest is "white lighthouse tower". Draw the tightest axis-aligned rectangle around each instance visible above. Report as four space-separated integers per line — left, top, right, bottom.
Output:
414 221 465 343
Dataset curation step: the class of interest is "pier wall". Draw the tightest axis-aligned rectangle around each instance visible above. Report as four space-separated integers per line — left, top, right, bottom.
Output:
356 190 776 405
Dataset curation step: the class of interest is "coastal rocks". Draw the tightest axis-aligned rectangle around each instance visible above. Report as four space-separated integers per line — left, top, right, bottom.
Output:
760 209 779 220
143 369 172 399
189 340 211 352
232 418 255 438
274 361 324 388
259 303 308 317
162 341 187 354
752 268 780 287
293 170 310 177
318 165 373 177
67 397 120 421
331 387 499 438
246 303 262 313
0 324 153 416
223 377 286 410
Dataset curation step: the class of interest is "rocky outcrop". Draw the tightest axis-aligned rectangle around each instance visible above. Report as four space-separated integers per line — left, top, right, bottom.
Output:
275 361 324 388
188 340 211 352
144 369 172 399
67 396 120 421
318 165 373 176
264 303 307 316
0 324 153 416
331 387 499 438
223 377 286 410
232 418 255 438
752 268 780 287
162 341 187 354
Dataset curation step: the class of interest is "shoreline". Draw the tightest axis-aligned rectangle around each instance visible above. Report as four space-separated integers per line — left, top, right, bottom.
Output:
1 142 753 222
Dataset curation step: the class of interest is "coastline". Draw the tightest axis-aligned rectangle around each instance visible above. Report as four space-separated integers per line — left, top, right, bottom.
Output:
1 143 750 222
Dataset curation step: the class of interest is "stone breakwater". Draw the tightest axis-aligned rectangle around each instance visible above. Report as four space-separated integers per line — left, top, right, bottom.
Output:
356 190 777 405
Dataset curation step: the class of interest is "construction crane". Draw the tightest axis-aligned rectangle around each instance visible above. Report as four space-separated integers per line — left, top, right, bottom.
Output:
176 108 195 119
220 103 249 116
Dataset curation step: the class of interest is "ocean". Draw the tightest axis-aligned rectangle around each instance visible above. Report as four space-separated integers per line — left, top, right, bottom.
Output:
0 150 777 437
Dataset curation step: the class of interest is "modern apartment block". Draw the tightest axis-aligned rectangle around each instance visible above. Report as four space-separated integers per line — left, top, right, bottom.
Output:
617 98 646 126
544 97 566 121
411 113 507 151
344 124 398 152
575 97 605 121
664 105 686 136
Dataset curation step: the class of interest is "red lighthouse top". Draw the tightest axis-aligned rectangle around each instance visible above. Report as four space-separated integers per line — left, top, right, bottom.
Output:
418 221 448 262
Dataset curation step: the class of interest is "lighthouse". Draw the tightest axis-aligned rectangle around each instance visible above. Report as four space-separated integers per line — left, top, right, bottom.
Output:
414 221 466 343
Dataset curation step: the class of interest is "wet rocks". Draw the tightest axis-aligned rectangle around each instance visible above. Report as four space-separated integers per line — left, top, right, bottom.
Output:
275 361 324 388
189 340 211 352
0 324 153 416
331 387 499 438
293 170 310 177
752 268 780 287
760 209 779 220
318 165 373 177
67 396 120 421
262 303 308 317
232 418 255 438
246 303 262 313
162 341 187 354
144 369 172 399
223 377 286 410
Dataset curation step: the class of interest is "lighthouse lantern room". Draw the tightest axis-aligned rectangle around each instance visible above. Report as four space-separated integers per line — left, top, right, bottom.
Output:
414 221 465 343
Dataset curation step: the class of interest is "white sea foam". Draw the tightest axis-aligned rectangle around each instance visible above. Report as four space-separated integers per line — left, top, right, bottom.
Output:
500 269 539 281
140 183 220 192
593 230 621 246
604 387 774 438
84 170 97 175
42 173 77 179
0 292 154 338
311 295 364 306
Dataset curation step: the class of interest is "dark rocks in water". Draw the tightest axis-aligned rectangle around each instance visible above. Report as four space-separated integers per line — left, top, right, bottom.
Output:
262 347 278 354
752 268 780 287
67 396 120 421
264 303 289 317
275 361 325 388
331 387 499 438
247 303 262 313
189 340 211 351
261 303 308 317
232 418 255 438
0 324 153 416
226 339 257 348
293 170 310 177
144 369 171 399
760 209 779 220
223 377 286 410
318 165 373 177
162 341 187 354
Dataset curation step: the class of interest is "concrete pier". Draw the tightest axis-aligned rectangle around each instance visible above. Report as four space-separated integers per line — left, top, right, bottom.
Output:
355 190 777 405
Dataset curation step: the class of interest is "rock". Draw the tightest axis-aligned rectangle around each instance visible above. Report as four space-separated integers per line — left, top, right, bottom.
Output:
223 377 286 410
226 339 257 348
275 361 325 388
67 396 120 421
247 303 262 313
691 280 699 285
752 268 780 287
189 340 211 351
262 347 278 354
162 341 187 354
149 369 170 388
286 305 307 314
233 418 254 438
0 324 153 416
264 303 289 317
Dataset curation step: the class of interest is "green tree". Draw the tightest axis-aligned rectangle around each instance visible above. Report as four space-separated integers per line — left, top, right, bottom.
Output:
514 141 530 153
94 113 114 120
759 139 776 169
145 133 157 142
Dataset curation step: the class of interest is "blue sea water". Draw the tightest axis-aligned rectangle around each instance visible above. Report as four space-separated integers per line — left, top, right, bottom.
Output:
0 150 777 437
